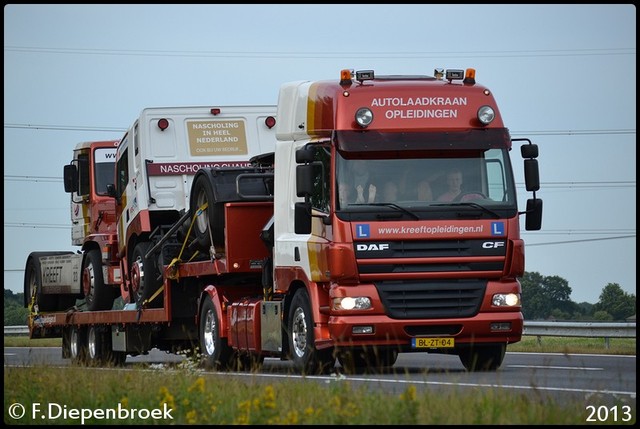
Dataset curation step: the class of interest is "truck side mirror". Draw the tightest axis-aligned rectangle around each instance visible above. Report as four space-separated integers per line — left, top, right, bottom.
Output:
294 202 312 234
525 198 543 231
296 164 315 197
63 164 78 193
524 159 540 192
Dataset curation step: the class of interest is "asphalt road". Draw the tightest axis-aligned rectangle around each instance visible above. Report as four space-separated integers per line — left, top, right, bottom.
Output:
4 346 636 413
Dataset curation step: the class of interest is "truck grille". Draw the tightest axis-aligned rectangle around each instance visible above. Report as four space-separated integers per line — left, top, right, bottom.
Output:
355 239 503 319
375 279 485 319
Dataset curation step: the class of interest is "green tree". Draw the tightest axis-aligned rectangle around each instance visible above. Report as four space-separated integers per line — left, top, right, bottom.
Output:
4 289 28 325
593 310 613 321
520 272 578 320
594 283 636 321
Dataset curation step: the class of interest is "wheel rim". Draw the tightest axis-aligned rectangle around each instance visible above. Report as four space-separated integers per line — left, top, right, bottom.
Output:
70 328 79 358
130 256 145 297
83 262 95 303
203 309 216 356
195 190 208 235
291 307 308 358
87 328 97 360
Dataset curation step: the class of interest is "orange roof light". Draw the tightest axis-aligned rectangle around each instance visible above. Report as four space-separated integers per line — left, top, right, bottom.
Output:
340 69 353 85
464 68 476 85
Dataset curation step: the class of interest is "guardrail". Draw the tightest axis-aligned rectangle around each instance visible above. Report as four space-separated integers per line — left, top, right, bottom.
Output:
522 321 636 348
5 321 636 341
4 325 30 336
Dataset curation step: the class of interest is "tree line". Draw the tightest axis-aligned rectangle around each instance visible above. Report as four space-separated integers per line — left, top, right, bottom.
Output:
4 271 636 326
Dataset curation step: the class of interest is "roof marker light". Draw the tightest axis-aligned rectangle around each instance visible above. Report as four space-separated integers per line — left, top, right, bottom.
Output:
158 118 169 131
210 108 221 115
265 116 276 129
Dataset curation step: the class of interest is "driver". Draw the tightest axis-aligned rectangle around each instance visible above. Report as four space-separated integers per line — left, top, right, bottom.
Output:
436 168 464 202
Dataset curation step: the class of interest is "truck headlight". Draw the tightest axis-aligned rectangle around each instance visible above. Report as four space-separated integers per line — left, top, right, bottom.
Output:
355 108 373 128
492 293 520 307
477 105 495 125
332 296 372 310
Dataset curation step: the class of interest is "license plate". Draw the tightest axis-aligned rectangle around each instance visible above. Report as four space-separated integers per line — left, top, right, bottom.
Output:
411 337 455 348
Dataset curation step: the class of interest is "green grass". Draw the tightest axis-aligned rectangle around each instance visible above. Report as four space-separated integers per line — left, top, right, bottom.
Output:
5 366 629 425
4 336 635 424
507 335 636 355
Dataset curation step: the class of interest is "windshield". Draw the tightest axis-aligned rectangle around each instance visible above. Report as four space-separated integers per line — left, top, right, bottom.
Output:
94 147 117 196
335 149 517 214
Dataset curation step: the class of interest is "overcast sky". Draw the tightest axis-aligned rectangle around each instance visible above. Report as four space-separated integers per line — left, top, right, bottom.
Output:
4 4 636 304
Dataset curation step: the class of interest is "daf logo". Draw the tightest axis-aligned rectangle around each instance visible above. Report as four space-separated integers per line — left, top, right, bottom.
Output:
482 241 505 249
356 243 390 251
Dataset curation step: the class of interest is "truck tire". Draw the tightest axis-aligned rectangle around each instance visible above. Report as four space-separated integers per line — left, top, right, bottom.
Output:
23 252 73 312
87 325 126 367
337 347 398 374
190 173 218 253
287 288 335 375
69 325 87 365
82 249 117 311
458 344 506 372
199 295 233 370
130 242 163 308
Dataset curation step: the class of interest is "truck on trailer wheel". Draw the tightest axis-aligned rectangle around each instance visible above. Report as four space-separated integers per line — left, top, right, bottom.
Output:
27 68 542 374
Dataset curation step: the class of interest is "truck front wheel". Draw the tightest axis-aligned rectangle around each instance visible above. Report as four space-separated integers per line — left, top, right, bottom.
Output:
199 295 233 370
288 288 335 375
458 344 506 371
83 249 117 311
130 242 163 308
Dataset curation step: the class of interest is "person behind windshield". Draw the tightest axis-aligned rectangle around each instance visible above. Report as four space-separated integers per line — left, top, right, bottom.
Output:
340 160 377 204
381 180 399 202
437 168 464 202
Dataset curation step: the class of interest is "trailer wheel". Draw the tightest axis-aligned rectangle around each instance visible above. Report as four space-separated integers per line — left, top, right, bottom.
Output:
288 288 335 375
87 325 126 367
69 326 87 365
199 295 233 370
83 249 117 311
458 344 506 372
130 242 163 308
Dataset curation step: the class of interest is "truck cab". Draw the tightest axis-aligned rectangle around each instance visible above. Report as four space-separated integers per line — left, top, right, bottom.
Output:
271 68 542 371
111 105 278 306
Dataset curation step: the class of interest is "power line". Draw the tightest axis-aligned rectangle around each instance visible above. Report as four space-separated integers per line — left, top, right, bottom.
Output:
4 123 636 136
4 223 70 230
523 235 636 246
4 175 636 190
5 175 62 182
4 123 125 132
4 46 636 59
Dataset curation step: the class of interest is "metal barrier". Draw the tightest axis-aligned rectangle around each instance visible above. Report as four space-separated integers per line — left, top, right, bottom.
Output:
5 321 637 338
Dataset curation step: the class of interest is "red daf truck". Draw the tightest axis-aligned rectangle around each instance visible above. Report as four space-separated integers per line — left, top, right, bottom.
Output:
27 68 542 374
